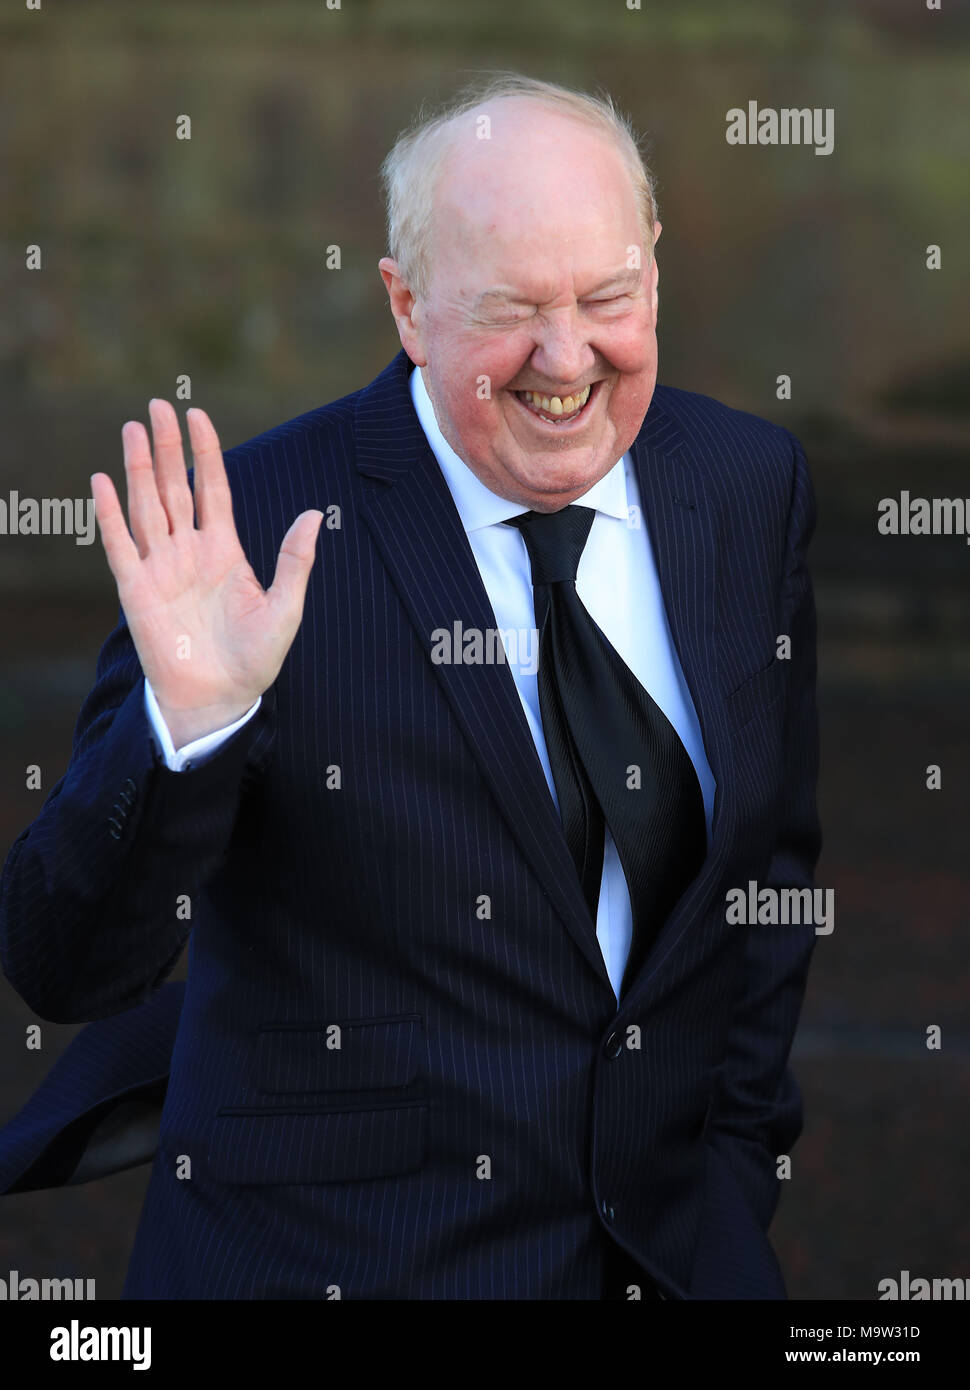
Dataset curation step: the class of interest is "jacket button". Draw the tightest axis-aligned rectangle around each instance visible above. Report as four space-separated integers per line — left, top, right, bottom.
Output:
601 1199 615 1224
605 1031 623 1060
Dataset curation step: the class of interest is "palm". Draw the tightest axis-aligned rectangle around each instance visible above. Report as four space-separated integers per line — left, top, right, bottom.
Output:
91 400 322 743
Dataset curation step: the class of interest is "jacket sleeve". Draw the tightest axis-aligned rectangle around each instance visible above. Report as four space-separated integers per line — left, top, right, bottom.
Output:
0 606 276 1024
143 677 262 771
706 432 822 1231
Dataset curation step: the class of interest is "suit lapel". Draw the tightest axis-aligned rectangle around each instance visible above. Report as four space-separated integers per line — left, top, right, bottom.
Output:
355 351 613 991
622 398 736 1002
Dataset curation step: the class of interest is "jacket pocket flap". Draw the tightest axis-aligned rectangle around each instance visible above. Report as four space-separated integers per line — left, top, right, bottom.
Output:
207 1104 427 1185
725 659 784 730
255 1014 422 1094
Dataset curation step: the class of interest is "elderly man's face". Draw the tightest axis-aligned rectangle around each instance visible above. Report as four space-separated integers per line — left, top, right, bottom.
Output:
380 101 660 512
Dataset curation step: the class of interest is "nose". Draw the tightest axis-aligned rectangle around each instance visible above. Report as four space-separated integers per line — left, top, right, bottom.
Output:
528 307 595 391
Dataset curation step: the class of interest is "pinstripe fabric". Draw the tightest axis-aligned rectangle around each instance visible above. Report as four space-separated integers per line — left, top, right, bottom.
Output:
0 349 820 1300
0 981 183 1193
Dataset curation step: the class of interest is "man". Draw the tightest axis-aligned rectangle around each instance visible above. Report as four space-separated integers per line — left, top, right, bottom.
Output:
0 74 820 1300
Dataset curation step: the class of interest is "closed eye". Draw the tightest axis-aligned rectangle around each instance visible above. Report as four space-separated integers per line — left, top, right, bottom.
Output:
482 306 538 326
581 295 631 310
481 295 633 325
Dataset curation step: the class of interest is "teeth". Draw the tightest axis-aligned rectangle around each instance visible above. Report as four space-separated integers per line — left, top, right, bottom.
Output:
520 384 591 418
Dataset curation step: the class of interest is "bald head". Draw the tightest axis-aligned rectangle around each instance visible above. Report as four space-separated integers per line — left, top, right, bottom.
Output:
429 99 650 299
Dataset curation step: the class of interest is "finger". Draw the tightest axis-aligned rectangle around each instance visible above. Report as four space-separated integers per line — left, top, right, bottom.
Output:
122 419 170 557
148 399 194 532
186 408 233 531
266 510 324 622
90 471 140 587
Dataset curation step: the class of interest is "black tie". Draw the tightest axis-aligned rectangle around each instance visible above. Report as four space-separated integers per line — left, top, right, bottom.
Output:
506 505 706 993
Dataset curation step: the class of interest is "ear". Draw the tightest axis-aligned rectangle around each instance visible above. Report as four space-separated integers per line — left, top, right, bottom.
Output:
378 258 427 367
648 221 661 321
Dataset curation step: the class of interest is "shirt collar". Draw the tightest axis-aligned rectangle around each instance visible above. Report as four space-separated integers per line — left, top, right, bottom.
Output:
409 363 631 533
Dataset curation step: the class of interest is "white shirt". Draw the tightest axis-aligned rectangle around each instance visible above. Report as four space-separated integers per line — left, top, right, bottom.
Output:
144 367 715 999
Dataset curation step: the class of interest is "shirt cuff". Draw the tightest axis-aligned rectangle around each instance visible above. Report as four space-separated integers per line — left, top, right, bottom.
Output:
143 678 261 772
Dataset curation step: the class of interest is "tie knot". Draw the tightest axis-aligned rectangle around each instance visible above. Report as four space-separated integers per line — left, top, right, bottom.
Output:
505 506 596 586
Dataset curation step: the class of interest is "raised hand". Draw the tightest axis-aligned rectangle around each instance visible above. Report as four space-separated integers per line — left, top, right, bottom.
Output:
90 399 323 749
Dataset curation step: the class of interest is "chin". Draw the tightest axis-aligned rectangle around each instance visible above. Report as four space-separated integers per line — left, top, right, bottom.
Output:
520 451 612 493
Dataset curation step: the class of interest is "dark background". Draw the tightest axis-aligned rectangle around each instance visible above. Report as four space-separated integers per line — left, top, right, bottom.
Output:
1 0 968 1299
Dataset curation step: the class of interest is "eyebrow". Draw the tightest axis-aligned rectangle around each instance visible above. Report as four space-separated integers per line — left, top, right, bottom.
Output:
473 269 642 311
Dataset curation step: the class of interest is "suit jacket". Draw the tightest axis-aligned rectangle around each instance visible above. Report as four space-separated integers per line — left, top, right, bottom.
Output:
0 348 821 1299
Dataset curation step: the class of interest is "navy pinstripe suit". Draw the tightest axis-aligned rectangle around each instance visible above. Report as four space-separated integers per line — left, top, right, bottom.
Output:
0 348 820 1299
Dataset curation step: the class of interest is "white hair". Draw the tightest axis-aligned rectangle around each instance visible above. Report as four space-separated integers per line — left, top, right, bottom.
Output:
380 72 659 299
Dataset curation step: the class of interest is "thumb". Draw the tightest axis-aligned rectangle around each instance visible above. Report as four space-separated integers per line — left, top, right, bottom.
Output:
266 510 324 621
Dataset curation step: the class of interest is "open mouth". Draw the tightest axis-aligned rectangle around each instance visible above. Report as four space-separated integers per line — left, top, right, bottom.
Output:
512 381 598 427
